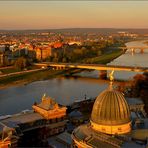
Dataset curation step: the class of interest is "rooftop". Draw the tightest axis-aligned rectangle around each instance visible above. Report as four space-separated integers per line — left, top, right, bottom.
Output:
0 111 43 128
126 98 143 106
36 95 59 111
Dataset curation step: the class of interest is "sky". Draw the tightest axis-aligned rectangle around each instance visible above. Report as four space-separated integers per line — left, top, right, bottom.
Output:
0 1 148 30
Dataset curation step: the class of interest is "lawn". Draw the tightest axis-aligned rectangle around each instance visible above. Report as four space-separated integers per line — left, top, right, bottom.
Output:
84 49 123 64
1 68 20 74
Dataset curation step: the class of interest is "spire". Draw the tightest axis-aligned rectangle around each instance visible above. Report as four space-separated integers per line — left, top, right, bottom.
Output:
109 70 114 90
42 93 46 101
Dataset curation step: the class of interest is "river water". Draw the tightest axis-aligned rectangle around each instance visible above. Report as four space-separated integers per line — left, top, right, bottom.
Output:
0 40 147 115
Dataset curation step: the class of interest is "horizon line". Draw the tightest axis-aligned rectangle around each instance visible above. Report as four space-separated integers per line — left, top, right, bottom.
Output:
0 27 148 31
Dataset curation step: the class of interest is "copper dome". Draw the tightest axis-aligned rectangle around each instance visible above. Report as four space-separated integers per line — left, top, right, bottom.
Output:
91 90 131 126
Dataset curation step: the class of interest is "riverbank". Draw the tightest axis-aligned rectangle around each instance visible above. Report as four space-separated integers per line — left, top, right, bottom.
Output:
0 69 130 90
0 68 88 89
83 48 124 64
0 69 64 89
144 41 148 45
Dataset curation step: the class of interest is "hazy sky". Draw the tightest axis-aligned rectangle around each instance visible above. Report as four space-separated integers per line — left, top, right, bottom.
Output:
0 1 148 30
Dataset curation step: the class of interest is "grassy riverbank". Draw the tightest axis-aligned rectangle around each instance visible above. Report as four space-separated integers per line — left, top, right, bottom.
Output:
0 69 65 89
0 68 85 89
83 48 124 64
144 41 148 45
0 65 39 74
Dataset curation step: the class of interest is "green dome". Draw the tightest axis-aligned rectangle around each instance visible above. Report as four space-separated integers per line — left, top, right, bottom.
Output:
91 90 131 126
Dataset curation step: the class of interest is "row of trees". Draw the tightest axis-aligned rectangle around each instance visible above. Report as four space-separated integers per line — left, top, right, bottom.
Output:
130 73 148 113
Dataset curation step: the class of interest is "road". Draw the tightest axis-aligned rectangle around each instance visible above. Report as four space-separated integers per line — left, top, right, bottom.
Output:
0 68 45 78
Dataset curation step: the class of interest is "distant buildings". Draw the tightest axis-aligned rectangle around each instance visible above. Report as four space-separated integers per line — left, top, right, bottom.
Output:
0 53 5 65
68 41 82 46
53 42 63 48
0 45 12 66
0 29 145 65
34 46 52 61
118 31 138 38
0 45 5 52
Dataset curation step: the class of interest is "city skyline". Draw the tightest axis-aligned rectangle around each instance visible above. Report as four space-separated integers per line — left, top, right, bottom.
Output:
0 1 148 30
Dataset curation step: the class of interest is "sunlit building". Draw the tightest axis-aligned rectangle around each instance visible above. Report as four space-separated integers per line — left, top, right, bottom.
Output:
0 45 5 52
53 42 63 48
35 46 52 60
68 41 82 45
32 94 67 120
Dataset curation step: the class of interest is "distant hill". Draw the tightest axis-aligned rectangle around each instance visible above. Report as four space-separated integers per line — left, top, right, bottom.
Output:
0 28 148 35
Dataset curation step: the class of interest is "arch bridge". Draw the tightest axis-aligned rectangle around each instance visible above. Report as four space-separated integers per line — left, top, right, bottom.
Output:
35 62 148 79
120 46 148 54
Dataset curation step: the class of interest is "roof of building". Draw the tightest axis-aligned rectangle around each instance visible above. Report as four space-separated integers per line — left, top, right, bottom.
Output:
126 98 143 106
91 89 131 126
56 131 72 145
131 129 148 141
72 124 123 148
122 141 146 148
0 112 43 127
69 110 83 118
36 95 59 111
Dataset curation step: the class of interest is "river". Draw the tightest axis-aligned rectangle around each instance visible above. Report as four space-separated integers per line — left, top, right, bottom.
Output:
0 40 147 115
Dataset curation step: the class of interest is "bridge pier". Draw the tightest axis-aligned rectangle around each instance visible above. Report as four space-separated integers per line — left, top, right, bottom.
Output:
62 66 65 70
122 48 127 53
56 66 65 70
128 47 145 54
99 70 107 79
131 48 135 54
52 66 66 70
140 48 144 54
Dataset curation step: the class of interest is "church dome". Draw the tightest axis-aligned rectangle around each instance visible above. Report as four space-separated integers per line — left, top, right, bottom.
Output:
90 89 131 134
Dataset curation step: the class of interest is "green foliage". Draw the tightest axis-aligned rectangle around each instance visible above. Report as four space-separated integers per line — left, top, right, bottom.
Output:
130 73 148 114
83 49 123 64
1 68 20 74
62 57 67 63
14 57 30 70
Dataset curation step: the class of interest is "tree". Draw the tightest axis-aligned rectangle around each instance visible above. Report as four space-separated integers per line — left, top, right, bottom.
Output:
131 74 146 97
14 57 29 70
62 57 67 63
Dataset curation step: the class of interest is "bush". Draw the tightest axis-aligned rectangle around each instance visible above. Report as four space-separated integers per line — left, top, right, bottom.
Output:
14 57 30 70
